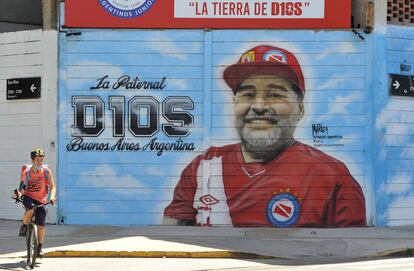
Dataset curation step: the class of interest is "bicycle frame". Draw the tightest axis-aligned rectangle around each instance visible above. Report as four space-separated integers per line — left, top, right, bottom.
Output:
13 194 50 269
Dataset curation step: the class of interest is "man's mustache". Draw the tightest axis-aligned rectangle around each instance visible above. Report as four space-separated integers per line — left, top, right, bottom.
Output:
243 110 279 124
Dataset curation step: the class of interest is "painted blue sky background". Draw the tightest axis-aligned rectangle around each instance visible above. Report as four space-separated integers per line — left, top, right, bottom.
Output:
58 29 377 225
374 25 414 226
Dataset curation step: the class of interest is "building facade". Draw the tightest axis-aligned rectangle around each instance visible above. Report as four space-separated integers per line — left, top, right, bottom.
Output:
1 0 413 227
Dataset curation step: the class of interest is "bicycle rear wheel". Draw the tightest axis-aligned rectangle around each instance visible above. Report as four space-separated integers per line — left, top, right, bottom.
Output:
26 224 38 269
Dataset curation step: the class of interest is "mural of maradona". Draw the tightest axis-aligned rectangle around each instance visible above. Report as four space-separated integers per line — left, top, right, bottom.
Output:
163 44 367 228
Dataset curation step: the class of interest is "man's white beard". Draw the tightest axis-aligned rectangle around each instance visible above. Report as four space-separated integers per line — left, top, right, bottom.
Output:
240 127 282 154
235 105 300 161
236 113 298 161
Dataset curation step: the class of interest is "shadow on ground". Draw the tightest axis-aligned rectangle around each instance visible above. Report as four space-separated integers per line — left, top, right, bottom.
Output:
1 219 413 269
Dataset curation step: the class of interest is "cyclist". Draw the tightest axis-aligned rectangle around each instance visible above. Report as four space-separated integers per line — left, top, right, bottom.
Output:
15 148 56 258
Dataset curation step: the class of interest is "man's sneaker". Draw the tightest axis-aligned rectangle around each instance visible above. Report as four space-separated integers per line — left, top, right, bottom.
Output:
18 224 27 237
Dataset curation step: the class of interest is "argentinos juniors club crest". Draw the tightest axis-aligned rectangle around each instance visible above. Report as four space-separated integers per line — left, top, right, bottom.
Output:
99 0 157 18
267 191 301 227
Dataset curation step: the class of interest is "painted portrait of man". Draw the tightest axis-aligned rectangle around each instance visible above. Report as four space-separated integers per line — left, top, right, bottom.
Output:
163 44 366 228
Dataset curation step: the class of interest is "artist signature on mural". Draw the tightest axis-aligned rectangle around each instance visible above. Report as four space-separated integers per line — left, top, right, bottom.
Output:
312 123 328 136
312 123 344 147
90 75 166 90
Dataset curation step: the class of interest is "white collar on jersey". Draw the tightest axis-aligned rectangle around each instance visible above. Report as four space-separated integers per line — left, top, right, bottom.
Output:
240 139 296 179
241 166 266 179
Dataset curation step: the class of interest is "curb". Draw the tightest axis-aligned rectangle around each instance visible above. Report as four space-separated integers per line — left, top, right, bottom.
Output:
370 248 414 258
45 250 277 259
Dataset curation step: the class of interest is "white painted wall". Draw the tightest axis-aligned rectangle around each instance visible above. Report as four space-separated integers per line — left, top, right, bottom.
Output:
0 29 57 223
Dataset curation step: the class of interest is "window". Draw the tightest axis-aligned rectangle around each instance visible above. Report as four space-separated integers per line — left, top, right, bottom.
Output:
387 0 414 24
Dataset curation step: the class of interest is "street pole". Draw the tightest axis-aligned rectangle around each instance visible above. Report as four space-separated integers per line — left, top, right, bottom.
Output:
42 0 58 30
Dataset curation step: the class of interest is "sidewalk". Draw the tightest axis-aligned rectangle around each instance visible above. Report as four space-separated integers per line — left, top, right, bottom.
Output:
1 219 414 262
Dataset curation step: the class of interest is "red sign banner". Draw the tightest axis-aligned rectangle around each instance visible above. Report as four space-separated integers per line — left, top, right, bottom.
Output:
65 0 351 29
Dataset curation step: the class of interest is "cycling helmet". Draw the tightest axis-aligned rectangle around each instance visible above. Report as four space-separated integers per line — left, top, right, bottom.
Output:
31 148 45 159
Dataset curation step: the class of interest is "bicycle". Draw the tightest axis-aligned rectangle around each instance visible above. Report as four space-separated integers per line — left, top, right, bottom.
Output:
12 191 51 269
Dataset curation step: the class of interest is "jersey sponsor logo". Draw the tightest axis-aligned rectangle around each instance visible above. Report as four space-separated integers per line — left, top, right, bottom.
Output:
263 50 288 64
199 194 219 206
197 195 220 227
267 193 300 227
99 0 156 18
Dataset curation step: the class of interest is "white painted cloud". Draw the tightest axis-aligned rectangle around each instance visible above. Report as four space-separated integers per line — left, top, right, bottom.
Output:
67 60 124 89
146 33 194 61
168 79 188 90
328 91 364 114
78 164 146 197
386 194 414 224
337 42 358 53
146 166 165 176
376 99 414 146
380 173 413 224
377 100 414 128
375 99 414 225
317 77 345 91
314 42 358 61
70 60 124 76
319 91 364 122
389 195 414 209
380 172 413 195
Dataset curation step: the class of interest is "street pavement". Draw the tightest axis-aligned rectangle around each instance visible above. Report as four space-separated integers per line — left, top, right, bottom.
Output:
0 219 414 263
3 258 414 271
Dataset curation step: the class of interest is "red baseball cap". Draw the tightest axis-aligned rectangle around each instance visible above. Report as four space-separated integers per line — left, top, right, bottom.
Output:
223 45 305 95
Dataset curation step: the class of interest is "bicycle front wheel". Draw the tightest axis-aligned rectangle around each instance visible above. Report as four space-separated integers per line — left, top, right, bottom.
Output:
26 224 38 269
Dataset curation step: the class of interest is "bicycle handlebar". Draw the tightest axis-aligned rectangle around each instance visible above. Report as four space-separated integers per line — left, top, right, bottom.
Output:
12 189 53 207
12 189 23 204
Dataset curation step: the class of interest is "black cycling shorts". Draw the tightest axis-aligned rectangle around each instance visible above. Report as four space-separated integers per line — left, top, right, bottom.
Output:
23 196 47 226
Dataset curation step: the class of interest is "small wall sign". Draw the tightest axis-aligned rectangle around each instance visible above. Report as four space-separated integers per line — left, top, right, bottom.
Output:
6 77 41 100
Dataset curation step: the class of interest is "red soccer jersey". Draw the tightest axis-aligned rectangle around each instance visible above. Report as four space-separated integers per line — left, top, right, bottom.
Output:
21 164 50 204
164 141 366 227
